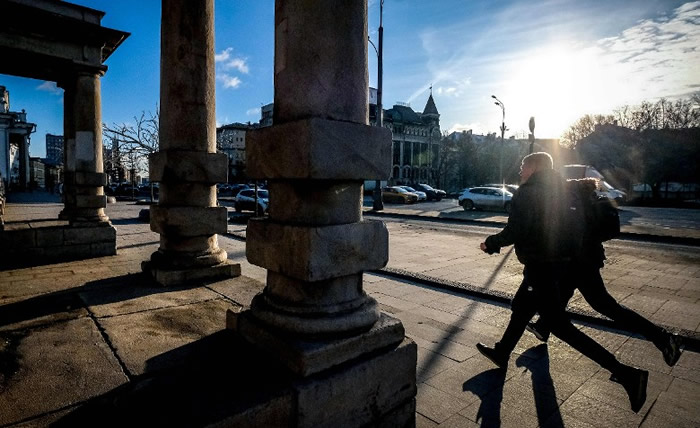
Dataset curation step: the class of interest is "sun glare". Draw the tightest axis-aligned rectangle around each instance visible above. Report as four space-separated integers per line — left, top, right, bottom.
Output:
504 45 622 138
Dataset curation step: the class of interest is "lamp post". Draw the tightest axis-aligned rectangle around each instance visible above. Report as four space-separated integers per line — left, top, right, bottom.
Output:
491 95 505 185
370 0 384 211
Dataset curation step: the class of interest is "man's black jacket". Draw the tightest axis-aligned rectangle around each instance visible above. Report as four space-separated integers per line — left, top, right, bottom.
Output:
484 169 571 265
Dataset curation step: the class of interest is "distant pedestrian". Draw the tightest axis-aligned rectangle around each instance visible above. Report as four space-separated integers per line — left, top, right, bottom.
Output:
476 152 649 413
525 178 683 367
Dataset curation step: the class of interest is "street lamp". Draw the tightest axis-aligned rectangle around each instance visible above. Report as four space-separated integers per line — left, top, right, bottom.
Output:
369 0 384 211
491 95 505 185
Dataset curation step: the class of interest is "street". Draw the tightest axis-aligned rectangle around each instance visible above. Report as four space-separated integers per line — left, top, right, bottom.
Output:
366 197 700 239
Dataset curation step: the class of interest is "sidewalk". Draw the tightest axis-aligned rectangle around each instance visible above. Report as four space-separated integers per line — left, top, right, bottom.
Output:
1 200 699 426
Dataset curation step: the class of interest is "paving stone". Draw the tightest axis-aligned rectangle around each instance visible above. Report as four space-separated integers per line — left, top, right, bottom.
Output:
415 382 472 424
416 347 459 382
653 377 700 423
0 318 128 426
556 393 643 427
97 298 239 376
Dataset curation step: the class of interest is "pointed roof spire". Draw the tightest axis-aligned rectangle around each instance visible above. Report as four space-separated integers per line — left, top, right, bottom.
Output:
423 87 439 116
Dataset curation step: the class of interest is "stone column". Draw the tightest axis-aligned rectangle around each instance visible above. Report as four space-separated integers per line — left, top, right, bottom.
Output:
236 2 416 425
59 71 111 226
143 0 239 286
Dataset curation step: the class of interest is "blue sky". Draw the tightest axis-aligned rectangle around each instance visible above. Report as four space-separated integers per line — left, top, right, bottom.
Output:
2 0 698 158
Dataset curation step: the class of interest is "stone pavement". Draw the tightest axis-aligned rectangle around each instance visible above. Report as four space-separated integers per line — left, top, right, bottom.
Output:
1 199 699 426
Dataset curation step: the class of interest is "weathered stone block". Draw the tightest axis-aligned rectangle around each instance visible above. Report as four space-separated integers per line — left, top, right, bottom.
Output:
149 151 228 183
246 118 392 180
246 219 388 282
35 228 65 247
268 181 362 225
90 242 117 257
142 260 241 286
295 338 417 427
150 205 227 237
0 228 36 249
75 195 107 209
236 311 406 376
64 226 116 245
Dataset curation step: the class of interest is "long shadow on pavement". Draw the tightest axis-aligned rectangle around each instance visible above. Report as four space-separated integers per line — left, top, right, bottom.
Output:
51 330 296 427
0 273 210 328
515 344 564 427
462 368 507 427
417 247 514 379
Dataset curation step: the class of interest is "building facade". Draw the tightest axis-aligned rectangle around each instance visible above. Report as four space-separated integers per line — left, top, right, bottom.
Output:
45 133 64 166
0 86 36 190
370 88 442 186
216 122 251 181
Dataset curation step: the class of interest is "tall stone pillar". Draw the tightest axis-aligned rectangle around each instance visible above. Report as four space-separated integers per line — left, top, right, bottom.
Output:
236 1 416 425
143 0 239 286
58 71 111 225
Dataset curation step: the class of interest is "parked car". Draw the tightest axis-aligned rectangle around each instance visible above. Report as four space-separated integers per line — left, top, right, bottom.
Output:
481 183 519 195
235 189 269 214
382 186 418 204
399 186 427 201
114 184 141 197
459 186 513 213
411 183 446 201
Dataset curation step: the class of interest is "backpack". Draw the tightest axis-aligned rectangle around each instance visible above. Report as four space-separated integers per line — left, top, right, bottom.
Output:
589 195 620 242
561 179 621 259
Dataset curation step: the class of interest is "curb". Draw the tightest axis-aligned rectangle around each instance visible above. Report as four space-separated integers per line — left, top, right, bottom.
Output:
373 267 700 352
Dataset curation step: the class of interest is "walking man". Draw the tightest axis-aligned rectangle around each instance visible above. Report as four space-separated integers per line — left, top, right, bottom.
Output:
476 152 649 413
525 177 683 367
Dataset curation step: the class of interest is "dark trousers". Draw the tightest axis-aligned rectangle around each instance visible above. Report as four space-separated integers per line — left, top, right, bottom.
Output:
495 263 622 373
534 264 667 348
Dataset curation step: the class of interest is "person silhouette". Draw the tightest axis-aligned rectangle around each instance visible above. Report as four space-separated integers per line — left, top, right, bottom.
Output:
476 152 648 413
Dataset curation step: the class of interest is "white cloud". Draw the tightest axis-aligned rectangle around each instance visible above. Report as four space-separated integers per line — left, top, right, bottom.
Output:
215 47 249 73
217 74 242 89
36 81 62 95
215 47 233 62
246 107 261 116
224 58 249 74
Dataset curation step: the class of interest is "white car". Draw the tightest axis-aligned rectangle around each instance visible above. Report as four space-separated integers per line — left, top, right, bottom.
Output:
459 187 513 213
399 186 427 201
235 189 269 214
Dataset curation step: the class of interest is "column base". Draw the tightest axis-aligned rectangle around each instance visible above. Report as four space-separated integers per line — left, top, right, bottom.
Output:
232 309 406 376
142 260 241 286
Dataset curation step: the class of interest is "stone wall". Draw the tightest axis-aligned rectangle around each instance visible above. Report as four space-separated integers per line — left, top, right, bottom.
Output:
0 222 116 268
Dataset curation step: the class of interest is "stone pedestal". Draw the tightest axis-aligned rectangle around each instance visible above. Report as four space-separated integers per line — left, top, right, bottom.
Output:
143 0 238 286
235 1 416 426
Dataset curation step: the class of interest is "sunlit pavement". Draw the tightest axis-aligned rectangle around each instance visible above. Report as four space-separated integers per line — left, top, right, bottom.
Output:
1 197 699 426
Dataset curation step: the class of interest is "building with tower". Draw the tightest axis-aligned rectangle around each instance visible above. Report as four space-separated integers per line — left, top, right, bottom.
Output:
370 88 442 185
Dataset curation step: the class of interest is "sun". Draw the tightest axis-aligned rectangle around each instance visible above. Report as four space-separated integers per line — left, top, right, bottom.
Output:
504 45 618 138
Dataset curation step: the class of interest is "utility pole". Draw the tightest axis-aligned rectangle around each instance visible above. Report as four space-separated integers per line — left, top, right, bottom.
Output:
371 0 385 211
528 116 535 154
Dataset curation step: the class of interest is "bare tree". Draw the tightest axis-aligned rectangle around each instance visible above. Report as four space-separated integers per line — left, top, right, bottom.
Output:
102 107 159 198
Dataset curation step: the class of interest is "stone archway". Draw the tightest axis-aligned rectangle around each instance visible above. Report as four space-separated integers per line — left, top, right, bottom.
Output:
0 0 129 266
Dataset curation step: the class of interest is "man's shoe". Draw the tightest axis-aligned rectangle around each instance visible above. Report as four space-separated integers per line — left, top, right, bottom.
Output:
612 366 648 413
525 322 549 342
662 333 683 367
476 343 508 369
